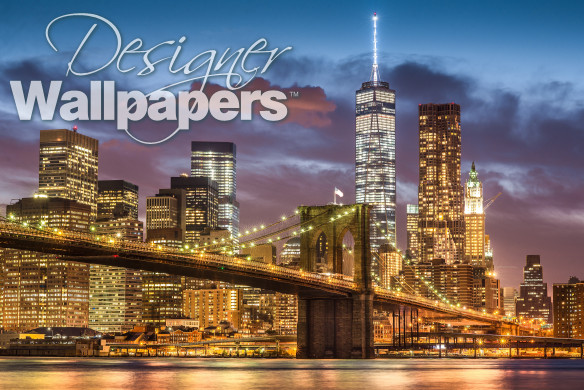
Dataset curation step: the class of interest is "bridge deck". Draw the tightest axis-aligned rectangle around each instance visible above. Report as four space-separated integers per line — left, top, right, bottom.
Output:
0 221 519 325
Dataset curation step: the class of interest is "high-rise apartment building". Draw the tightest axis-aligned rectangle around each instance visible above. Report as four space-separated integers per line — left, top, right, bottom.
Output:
183 289 243 330
406 204 419 261
89 218 143 333
38 129 98 217
378 244 402 289
3 197 91 331
418 103 464 263
472 267 501 314
143 188 187 326
273 293 298 335
355 15 396 284
553 278 584 338
191 142 239 238
146 188 186 245
464 163 485 267
170 175 218 244
402 259 473 308
97 180 139 220
516 255 552 323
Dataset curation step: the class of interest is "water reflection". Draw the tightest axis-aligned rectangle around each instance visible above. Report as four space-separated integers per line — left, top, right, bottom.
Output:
0 358 582 389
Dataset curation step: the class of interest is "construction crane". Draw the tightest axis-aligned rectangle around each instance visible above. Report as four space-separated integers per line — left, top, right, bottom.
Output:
484 192 502 211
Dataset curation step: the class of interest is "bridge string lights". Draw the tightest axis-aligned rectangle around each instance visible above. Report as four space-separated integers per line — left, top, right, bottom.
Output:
205 207 358 254
3 211 475 313
0 216 515 326
0 212 514 325
5 212 477 314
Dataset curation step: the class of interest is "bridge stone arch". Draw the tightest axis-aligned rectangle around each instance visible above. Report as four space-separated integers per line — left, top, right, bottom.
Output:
297 204 374 358
299 204 372 289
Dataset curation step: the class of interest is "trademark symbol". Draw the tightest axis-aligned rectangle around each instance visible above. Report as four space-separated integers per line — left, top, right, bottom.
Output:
289 91 300 98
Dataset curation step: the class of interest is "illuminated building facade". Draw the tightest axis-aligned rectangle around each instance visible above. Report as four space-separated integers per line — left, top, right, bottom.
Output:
484 235 494 272
516 255 552 323
403 259 473 308
170 176 218 244
143 188 186 326
418 103 464 263
89 218 143 333
183 289 243 330
3 197 91 331
146 189 186 244
141 273 184 327
472 267 501 313
191 142 239 238
553 278 584 338
240 243 276 264
406 204 419 261
502 287 518 317
279 237 301 269
464 163 486 267
273 293 298 335
97 180 139 220
378 244 402 289
355 14 396 284
38 129 98 218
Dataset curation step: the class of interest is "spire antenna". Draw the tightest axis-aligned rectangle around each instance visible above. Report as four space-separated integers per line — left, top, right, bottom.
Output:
370 12 380 83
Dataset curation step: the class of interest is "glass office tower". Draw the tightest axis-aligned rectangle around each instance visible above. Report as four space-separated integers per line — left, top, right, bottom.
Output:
191 142 239 238
355 15 396 285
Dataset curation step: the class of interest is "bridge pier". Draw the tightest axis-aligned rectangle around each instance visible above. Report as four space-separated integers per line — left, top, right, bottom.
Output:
296 292 374 359
297 204 374 359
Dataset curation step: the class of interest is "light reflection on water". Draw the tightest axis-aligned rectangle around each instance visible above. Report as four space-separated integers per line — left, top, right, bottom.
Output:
0 358 583 389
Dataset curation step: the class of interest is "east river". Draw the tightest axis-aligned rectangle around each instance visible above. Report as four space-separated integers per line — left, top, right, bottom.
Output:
1 358 583 389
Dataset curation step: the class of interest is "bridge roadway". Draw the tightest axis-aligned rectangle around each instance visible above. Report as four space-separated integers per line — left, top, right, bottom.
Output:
0 220 514 326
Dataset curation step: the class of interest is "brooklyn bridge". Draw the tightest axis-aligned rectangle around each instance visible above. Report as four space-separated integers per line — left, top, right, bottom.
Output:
0 203 528 358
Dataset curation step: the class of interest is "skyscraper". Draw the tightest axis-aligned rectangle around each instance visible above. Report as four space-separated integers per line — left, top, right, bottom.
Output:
273 292 298 335
472 267 501 314
406 204 420 261
464 162 485 267
97 180 139 220
146 188 186 245
516 255 552 323
90 181 143 334
38 129 98 218
553 278 584 338
170 175 219 244
143 188 186 326
502 287 518 317
191 142 239 238
402 259 474 308
182 289 243 330
418 103 464 263
355 14 396 282
89 220 143 333
3 197 92 331
378 244 402 289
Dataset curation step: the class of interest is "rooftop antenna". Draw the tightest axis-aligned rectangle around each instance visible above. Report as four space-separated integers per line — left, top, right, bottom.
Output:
370 12 380 83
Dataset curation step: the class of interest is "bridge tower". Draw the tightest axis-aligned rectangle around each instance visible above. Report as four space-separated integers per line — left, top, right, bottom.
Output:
296 204 374 359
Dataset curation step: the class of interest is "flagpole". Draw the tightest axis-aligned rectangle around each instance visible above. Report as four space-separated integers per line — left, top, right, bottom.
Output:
334 189 336 205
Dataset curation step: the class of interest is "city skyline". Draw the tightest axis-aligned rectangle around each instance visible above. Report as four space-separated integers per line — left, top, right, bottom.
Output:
0 1 583 291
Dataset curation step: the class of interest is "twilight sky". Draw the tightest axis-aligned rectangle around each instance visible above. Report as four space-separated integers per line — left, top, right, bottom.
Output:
0 0 583 289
